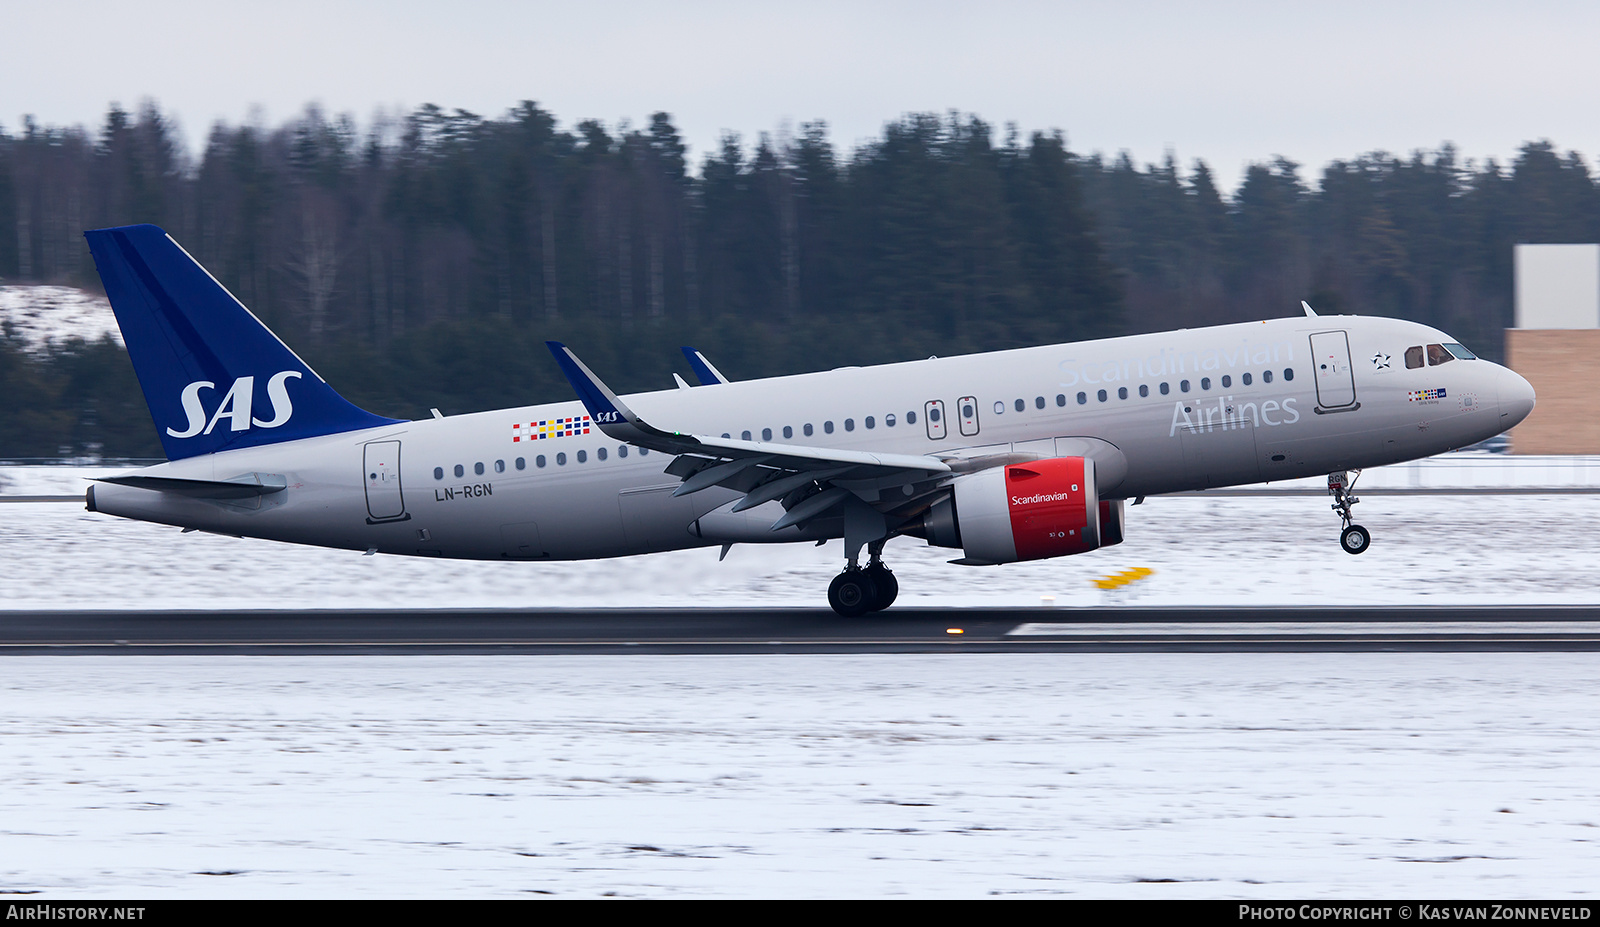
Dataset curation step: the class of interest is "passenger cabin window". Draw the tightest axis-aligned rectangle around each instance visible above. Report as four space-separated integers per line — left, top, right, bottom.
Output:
1014 398 1025 412
1427 343 1453 366
516 457 526 469
906 411 917 425
433 467 444 480
1405 346 1425 368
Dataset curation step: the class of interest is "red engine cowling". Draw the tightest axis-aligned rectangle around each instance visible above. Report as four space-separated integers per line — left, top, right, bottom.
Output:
922 457 1103 564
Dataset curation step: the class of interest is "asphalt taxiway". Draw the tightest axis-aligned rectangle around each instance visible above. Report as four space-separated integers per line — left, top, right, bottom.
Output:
3 606 1600 653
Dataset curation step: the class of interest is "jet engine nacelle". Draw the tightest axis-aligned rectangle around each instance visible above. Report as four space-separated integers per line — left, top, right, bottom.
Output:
922 456 1104 564
1099 497 1125 548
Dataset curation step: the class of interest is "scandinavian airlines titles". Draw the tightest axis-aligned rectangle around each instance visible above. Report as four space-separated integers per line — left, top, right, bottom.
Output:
1056 337 1295 388
1170 396 1299 436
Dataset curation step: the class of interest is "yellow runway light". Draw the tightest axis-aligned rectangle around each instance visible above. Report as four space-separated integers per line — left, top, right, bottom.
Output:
1092 567 1155 591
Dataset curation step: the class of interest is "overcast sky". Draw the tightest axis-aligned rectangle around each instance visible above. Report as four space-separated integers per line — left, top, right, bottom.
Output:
5 0 1598 190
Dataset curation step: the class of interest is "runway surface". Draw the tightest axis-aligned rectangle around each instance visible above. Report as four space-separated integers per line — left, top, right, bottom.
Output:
5 605 1600 653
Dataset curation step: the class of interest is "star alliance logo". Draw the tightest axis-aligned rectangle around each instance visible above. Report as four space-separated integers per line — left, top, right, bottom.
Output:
1372 352 1391 370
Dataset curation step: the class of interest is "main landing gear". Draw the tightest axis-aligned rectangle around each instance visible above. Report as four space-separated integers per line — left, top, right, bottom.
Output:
1328 470 1370 555
828 539 899 617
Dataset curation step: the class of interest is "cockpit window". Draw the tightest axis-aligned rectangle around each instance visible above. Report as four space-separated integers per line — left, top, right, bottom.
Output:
1442 342 1477 360
1426 343 1454 366
1405 346 1424 369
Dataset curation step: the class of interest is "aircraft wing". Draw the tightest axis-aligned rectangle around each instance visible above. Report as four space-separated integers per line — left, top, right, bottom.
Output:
547 342 952 531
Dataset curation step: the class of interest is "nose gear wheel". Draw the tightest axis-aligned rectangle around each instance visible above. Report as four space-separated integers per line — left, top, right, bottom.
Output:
1328 470 1370 555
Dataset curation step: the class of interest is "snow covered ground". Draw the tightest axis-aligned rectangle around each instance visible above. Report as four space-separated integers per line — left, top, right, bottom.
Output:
0 654 1596 899
0 287 121 351
2 455 1598 610
2 457 1598 898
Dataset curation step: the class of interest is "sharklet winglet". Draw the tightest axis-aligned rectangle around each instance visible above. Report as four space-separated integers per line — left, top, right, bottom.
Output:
681 347 731 385
544 341 689 451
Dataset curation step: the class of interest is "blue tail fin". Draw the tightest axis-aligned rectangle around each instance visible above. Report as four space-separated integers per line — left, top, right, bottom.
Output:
84 224 402 460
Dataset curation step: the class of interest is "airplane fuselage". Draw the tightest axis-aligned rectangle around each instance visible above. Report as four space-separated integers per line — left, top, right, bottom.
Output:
90 314 1534 562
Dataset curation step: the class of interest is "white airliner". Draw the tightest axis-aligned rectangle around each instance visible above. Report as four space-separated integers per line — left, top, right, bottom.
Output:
83 224 1535 615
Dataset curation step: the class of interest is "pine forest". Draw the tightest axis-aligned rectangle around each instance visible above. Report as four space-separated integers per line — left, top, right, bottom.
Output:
1 100 1596 458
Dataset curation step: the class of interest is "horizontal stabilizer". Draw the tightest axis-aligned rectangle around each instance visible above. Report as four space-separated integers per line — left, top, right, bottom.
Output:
95 473 288 500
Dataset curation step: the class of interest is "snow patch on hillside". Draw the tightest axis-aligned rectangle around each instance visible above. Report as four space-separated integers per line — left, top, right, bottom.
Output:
0 286 122 351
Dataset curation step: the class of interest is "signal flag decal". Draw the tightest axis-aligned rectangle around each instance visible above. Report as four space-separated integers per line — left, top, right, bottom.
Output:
512 416 593 442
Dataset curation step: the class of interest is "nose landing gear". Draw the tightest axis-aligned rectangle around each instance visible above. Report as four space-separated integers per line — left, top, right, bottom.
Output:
1329 470 1370 555
827 539 899 616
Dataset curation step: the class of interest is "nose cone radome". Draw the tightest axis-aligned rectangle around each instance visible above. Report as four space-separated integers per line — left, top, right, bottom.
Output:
1499 367 1536 430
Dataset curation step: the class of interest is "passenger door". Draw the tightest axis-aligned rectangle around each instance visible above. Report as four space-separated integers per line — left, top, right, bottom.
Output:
1309 330 1358 410
363 440 407 522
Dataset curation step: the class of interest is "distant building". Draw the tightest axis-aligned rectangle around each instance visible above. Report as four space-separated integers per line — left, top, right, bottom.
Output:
1505 244 1600 453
